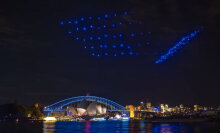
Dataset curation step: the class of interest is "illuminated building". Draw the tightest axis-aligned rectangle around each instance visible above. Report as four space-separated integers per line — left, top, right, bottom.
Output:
173 106 180 113
34 103 39 108
217 106 220 111
165 104 169 112
203 107 208 111
140 102 145 110
180 104 184 108
194 105 198 112
146 102 154 112
146 102 151 108
77 99 87 115
160 104 165 113
126 105 135 118
194 105 204 112
179 104 185 112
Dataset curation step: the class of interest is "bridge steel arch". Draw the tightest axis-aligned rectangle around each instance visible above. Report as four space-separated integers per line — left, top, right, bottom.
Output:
44 96 126 112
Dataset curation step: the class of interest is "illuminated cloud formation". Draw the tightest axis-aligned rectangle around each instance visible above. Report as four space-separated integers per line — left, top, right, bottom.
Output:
155 28 202 64
60 11 152 57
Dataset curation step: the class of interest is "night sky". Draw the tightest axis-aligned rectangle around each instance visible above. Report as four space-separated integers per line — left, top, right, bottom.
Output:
0 0 220 107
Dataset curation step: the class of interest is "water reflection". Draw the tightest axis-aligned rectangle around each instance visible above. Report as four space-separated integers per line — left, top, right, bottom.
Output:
153 123 189 133
42 120 192 133
43 122 55 133
140 120 146 133
146 122 153 133
121 120 129 133
0 120 219 133
84 121 90 133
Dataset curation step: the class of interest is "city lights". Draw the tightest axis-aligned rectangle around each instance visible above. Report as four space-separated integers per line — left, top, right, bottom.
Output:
44 117 56 121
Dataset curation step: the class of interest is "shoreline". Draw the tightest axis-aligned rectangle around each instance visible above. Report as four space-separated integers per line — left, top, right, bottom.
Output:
1 118 219 123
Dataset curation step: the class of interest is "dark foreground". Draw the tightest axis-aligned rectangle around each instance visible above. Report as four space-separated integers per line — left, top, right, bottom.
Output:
0 120 220 133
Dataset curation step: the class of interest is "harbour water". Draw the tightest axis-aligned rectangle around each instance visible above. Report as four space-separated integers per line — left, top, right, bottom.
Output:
0 120 220 133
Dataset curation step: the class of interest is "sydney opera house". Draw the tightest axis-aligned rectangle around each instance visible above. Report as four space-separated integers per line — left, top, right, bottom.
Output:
67 99 107 116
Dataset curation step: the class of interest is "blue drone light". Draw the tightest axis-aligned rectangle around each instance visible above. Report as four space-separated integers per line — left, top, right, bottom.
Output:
97 16 101 20
155 28 202 64
120 43 124 47
75 37 79 40
118 33 123 38
90 46 94 49
97 36 101 40
88 16 92 20
89 36 93 40
68 31 72 34
83 27 87 31
104 34 108 38
112 35 117 39
104 14 109 18
130 33 135 37
74 20 78 24
91 52 95 56
129 51 133 55
90 25 94 29
104 44 108 48
82 38 86 42
112 45 116 48
99 44 103 48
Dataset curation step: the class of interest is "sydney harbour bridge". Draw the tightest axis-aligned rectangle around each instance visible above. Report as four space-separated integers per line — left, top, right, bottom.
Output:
43 96 128 116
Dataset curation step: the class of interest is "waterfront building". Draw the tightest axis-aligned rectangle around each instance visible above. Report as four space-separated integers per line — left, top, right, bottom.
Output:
160 104 165 113
146 102 151 108
125 105 135 118
194 105 204 112
165 104 169 112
